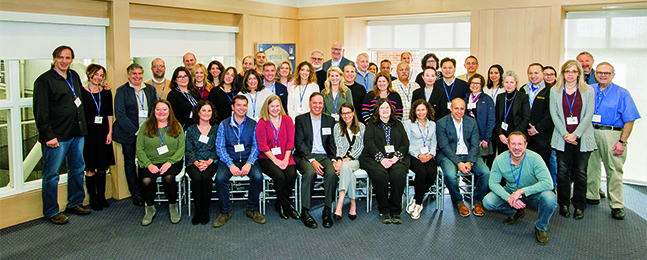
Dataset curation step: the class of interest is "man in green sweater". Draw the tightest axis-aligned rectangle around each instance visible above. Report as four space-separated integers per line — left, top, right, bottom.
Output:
483 131 557 245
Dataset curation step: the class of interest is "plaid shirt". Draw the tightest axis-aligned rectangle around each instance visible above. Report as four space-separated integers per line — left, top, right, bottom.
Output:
392 79 420 121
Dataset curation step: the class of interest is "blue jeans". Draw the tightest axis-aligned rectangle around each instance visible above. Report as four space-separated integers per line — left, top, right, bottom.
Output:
483 187 557 231
41 136 86 218
440 156 489 204
215 161 263 213
549 150 557 189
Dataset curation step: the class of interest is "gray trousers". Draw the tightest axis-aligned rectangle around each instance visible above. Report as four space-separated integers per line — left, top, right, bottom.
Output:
338 160 360 199
298 154 338 209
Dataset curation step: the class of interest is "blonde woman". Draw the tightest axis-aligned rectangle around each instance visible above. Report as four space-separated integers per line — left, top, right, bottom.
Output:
322 66 353 121
192 63 212 100
277 61 294 90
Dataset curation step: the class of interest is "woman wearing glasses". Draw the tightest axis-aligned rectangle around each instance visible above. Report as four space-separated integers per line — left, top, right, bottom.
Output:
167 67 200 130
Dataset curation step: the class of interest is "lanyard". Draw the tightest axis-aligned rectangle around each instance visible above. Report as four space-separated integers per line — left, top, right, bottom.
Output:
299 85 308 107
134 88 145 111
332 90 339 113
158 126 169 146
223 87 233 102
264 79 276 94
470 92 480 104
196 85 205 100
455 120 462 143
382 123 391 145
231 117 247 144
594 87 606 114
154 80 166 100
180 89 197 107
270 116 281 147
492 87 500 99
55 69 76 97
443 80 455 103
416 121 429 147
503 92 517 122
510 153 526 189
398 82 411 100
250 93 258 117
564 87 578 116
86 85 101 114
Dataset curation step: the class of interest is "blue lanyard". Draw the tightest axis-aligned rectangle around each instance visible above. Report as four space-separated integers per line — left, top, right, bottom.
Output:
55 69 76 97
154 80 166 100
398 82 411 100
231 117 247 144
197 86 205 100
492 88 500 99
510 153 526 189
503 92 517 122
382 123 391 145
455 121 462 143
416 121 429 147
86 85 101 114
443 80 455 103
250 93 258 117
270 117 281 147
332 91 339 113
564 87 578 116
223 87 233 102
133 88 145 111
299 85 308 107
158 126 168 146
180 89 197 107
594 87 606 115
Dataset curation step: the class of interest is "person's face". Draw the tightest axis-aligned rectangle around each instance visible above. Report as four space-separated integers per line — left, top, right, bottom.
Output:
504 76 517 93
264 65 276 82
577 54 594 73
299 65 310 81
54 49 73 72
242 57 255 72
155 102 169 122
425 58 437 69
376 76 389 91
464 58 478 73
563 65 579 84
128 68 144 86
329 71 341 86
256 53 266 66
470 78 483 94
331 43 343 60
152 59 166 79
223 69 235 85
199 104 212 122
401 53 412 64
415 104 427 121
450 100 465 121
380 62 391 74
232 98 248 117
175 71 189 87
343 66 356 82
527 65 543 85
356 56 369 72
508 135 527 159
543 69 556 84
368 64 378 75
441 62 456 79
268 99 281 118
279 64 291 78
310 53 324 69
309 95 323 116
379 102 391 119
209 64 221 79
595 64 615 86
88 69 105 86
247 74 258 91
397 64 410 82
422 69 437 86
183 54 196 69
194 67 205 83
489 68 501 85
341 107 354 125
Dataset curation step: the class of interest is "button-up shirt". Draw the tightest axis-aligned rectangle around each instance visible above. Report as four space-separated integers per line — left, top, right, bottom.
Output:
453 118 468 155
356 70 375 92
263 79 276 95
392 79 420 121
311 116 326 154
592 83 641 128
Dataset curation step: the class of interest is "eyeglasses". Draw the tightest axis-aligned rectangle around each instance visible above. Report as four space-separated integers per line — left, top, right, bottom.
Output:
311 57 323 61
380 66 391 69
470 82 482 86
564 70 579 75
152 65 165 69
177 75 189 79
543 73 555 77
341 112 354 116
595 71 613 76
331 48 342 52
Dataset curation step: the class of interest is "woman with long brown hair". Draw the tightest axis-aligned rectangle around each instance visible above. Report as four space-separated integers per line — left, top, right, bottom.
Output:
167 66 200 130
333 102 365 220
207 67 239 123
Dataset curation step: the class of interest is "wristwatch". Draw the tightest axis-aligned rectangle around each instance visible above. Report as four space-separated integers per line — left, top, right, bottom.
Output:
618 140 628 146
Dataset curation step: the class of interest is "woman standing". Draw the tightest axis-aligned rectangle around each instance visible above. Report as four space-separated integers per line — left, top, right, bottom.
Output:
240 70 272 121
322 66 353 121
550 60 596 220
277 61 294 90
484 64 504 104
411 66 447 121
360 99 410 224
494 70 530 153
464 74 496 164
287 61 319 118
207 60 225 87
192 63 212 100
333 102 365 220
368 63 378 75
543 66 557 86
403 99 436 219
137 100 185 226
207 67 239 123
185 100 219 225
82 64 115 211
256 95 300 220
415 53 439 87
167 67 199 130
361 72 403 122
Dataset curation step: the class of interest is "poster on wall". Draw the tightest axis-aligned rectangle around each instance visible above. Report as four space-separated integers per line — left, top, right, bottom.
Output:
257 43 296 72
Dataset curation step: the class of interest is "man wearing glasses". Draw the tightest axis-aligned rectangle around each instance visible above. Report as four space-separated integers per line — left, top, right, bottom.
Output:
311 50 327 91
379 59 398 81
322 42 354 72
144 58 171 100
458 56 479 82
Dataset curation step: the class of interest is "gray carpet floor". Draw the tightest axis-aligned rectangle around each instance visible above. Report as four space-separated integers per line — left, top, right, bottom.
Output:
2 183 646 259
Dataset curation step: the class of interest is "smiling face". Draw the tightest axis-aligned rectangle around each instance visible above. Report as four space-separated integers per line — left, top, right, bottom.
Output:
356 55 369 72
508 134 527 159
397 63 410 82
450 99 465 121
242 57 255 72
223 69 235 85
54 49 73 73
426 58 437 69
309 95 324 116
464 57 478 74
343 65 356 83
175 71 189 88
341 106 354 125
279 63 291 78
422 68 437 87
503 76 517 93
232 98 248 118
563 65 579 84
368 64 377 74
194 67 205 83
310 52 324 69
543 68 556 85
415 103 427 121
268 99 281 118
380 61 391 75
576 53 594 73
88 68 105 86
256 52 266 66
247 74 258 91
401 53 412 64
299 65 310 82
470 77 482 94
379 102 392 120
128 68 144 86
209 64 221 79
183 53 196 70
595 64 615 87
329 71 341 86
441 61 456 79
527 65 543 85
331 42 343 61
155 102 170 122
489 68 500 85
199 104 212 122
376 76 389 92
152 59 166 79
264 65 276 82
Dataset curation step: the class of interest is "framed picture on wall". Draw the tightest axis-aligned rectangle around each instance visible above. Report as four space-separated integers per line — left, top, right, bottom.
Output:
257 43 296 72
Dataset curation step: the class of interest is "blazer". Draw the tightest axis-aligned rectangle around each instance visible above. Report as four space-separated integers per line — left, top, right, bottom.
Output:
359 119 410 168
412 86 448 122
464 91 495 143
333 123 365 160
274 81 289 109
549 85 597 152
436 115 480 165
494 90 531 137
113 82 157 144
322 56 354 73
293 113 337 165
520 82 554 141
315 69 327 92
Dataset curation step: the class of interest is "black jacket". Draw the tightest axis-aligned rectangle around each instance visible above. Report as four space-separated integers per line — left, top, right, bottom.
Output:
293 113 337 165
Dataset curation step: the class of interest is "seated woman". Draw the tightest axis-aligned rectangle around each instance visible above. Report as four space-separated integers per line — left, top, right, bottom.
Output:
361 72 403 122
185 100 219 225
137 100 185 226
403 99 437 219
322 66 353 121
359 98 410 224
333 102 365 220
255 95 300 220
464 74 496 164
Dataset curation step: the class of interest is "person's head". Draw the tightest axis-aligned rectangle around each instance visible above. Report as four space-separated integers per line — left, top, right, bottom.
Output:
277 61 293 80
310 50 325 69
527 63 544 85
52 45 74 72
331 42 343 61
127 63 144 86
410 99 434 123
192 63 208 85
339 102 360 135
356 53 370 72
241 69 262 93
373 72 393 93
396 62 411 83
85 64 106 86
183 52 196 70
576 51 594 74
325 66 344 88
294 61 316 86
421 53 439 70
220 67 238 88
487 64 504 89
171 66 193 90
263 62 276 82
260 94 286 121
502 70 518 93
343 63 357 83
371 98 397 123
368 62 378 74
507 131 528 159
231 95 249 118
543 66 557 85
255 51 266 67
207 60 225 83
468 73 485 94
401 52 412 64
191 100 218 125
242 56 255 72
595 62 615 87
143 99 182 138
450 98 466 121
556 60 587 90
309 92 324 116
153 99 171 122
151 58 166 79
464 55 479 74
440 57 457 79
422 66 437 87
379 59 392 74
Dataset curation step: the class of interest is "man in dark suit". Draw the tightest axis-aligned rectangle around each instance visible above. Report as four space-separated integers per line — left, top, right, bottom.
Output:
294 92 338 229
311 50 327 91
436 98 490 218
113 63 158 206
322 42 354 74
434 57 470 120
262 62 288 108
519 63 553 172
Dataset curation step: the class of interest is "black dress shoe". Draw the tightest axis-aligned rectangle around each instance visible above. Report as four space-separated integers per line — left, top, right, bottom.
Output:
333 214 342 221
348 214 357 220
502 209 525 226
300 209 318 228
192 215 200 225
573 208 585 220
284 205 300 219
322 207 333 228
611 208 625 220
275 203 288 219
200 213 210 225
586 199 600 205
132 195 144 206
559 205 570 218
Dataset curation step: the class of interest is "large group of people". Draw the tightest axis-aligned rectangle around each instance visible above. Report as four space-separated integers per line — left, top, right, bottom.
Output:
33 44 640 245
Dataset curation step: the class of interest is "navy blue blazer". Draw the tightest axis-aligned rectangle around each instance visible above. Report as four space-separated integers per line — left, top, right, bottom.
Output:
274 81 288 109
464 91 495 143
113 82 157 144
436 114 480 165
322 57 354 73
293 113 337 165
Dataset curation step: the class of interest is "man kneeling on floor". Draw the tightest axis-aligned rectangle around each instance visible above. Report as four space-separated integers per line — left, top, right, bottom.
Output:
483 131 557 245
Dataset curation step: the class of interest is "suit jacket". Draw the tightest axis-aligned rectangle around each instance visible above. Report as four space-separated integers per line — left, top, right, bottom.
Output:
293 113 337 165
113 82 157 144
322 57 354 73
464 91 496 143
359 119 410 168
315 69 327 92
549 85 597 152
494 90 531 137
520 82 553 141
411 86 447 122
436 115 480 165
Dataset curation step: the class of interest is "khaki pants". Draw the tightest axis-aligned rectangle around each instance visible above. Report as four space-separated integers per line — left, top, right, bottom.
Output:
586 129 626 208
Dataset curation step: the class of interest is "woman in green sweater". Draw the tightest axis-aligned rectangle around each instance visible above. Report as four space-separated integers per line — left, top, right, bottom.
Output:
137 99 186 226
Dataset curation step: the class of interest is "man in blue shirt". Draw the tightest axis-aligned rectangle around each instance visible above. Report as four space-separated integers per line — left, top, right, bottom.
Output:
213 95 264 227
586 62 641 220
355 53 375 92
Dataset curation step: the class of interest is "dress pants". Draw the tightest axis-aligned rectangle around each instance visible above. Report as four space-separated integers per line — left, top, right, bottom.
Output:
587 129 626 208
186 163 217 216
258 159 297 208
409 155 437 204
556 142 591 210
337 160 360 199
367 162 407 215
120 142 141 197
297 154 337 210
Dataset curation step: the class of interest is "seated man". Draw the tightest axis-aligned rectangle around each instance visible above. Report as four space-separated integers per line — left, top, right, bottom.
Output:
213 95 265 227
483 131 556 245
437 98 489 217
294 92 338 228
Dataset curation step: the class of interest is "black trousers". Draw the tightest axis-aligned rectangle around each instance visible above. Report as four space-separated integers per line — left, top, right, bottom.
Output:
186 163 217 216
258 159 297 209
556 142 591 210
140 161 184 206
528 137 552 169
367 162 407 215
409 155 437 204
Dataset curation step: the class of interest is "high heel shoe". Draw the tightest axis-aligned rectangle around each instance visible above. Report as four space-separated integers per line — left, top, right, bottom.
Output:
333 214 342 221
348 214 357 220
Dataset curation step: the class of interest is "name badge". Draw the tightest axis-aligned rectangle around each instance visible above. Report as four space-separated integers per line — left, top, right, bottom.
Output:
385 145 395 153
331 114 339 121
420 147 430 154
322 127 332 135
234 144 245 152
74 97 82 107
139 110 148 118
447 102 452 110
157 145 169 155
94 116 103 124
567 116 579 125
198 135 209 144
592 114 602 123
297 106 306 113
468 102 476 110
271 147 282 155
501 122 508 131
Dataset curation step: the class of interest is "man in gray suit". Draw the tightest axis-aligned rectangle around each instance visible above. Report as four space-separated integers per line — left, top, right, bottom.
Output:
322 42 354 72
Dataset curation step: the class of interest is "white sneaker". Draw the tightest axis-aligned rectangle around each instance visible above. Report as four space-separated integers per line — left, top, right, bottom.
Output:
406 197 416 214
411 204 423 220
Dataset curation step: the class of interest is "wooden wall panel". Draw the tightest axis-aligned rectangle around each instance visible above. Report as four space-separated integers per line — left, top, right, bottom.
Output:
0 0 109 18
297 19 339 63
343 18 369 61
129 4 239 27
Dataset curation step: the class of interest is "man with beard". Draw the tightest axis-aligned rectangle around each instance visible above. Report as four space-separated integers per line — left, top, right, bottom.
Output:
144 58 171 100
310 50 327 91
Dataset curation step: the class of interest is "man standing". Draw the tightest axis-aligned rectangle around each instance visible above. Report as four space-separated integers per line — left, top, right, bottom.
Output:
576 51 597 84
355 53 375 92
144 58 171 100
294 93 338 229
379 59 398 81
34 45 90 224
262 62 288 108
237 56 256 90
322 42 353 72
436 98 490 217
310 50 327 91
457 56 479 82
213 95 265 227
434 57 470 120
392 62 420 121
255 51 267 74
183 52 197 71
519 63 553 172
483 131 557 245
343 63 366 119
400 52 419 82
586 62 640 220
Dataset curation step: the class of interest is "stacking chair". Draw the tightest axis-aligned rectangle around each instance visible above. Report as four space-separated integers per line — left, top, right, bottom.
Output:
154 167 188 217
404 166 444 211
332 169 372 213
262 173 299 215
